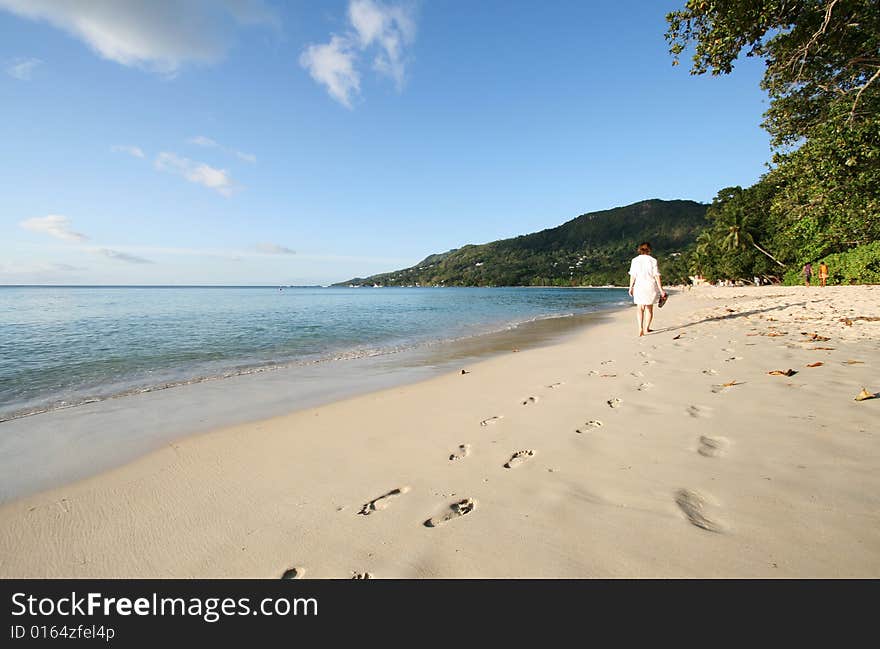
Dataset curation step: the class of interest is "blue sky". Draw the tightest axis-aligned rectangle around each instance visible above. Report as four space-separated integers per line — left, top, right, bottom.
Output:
1 0 770 285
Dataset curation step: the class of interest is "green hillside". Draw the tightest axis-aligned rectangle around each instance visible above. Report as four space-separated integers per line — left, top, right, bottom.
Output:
336 199 707 287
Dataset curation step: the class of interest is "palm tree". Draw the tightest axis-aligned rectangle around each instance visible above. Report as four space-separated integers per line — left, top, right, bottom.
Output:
720 209 786 268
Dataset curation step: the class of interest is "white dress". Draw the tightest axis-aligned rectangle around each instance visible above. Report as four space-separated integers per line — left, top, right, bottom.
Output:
629 255 660 305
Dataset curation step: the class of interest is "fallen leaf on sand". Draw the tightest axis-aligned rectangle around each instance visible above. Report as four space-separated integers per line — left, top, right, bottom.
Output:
854 388 877 402
599 374 617 378
840 318 853 326
802 332 831 341
810 347 835 351
766 332 786 337
844 360 864 365
768 369 797 377
805 362 823 368
722 380 742 387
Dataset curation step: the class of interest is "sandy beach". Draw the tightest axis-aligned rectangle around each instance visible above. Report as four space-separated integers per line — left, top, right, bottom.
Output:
1 285 878 578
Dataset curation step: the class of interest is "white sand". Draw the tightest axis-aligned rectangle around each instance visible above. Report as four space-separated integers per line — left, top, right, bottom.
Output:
1 285 878 578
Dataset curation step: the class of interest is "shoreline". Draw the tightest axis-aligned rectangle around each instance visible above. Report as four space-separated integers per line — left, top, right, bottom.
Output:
0 304 622 503
1 288 629 424
1 285 878 578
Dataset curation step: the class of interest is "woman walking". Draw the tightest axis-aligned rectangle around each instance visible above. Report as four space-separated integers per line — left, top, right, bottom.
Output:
628 242 666 337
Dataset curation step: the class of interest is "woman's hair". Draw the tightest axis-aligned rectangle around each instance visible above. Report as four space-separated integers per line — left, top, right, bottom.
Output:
637 242 652 255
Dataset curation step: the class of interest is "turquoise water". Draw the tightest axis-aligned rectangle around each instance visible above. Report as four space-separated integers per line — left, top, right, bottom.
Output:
0 286 627 421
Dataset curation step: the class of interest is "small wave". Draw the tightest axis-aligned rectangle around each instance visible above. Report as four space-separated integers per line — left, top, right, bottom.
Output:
0 300 626 423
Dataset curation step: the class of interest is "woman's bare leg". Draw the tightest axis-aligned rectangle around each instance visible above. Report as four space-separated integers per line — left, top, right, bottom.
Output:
637 305 645 336
644 304 654 333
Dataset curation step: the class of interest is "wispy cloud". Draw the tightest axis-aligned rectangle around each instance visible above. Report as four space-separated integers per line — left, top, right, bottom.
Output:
300 35 361 108
349 0 416 89
19 215 88 242
5 56 41 80
300 1 417 107
255 243 296 255
0 0 278 75
155 152 237 197
0 261 86 275
187 135 218 148
111 144 145 158
90 248 153 264
188 135 256 164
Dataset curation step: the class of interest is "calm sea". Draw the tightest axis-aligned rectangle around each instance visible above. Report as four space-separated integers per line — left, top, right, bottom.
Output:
0 286 628 421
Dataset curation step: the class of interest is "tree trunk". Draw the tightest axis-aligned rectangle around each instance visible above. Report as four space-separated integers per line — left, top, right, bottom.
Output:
752 241 786 268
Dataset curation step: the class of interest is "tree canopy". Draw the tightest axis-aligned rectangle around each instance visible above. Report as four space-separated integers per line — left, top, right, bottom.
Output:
666 1 879 283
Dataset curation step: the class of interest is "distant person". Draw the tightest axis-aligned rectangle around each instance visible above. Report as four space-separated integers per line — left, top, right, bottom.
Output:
628 242 666 337
819 261 829 287
802 262 813 286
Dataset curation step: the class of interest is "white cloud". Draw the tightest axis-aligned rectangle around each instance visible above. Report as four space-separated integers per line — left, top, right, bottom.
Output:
300 35 360 108
155 152 237 197
6 57 41 80
19 215 88 242
301 1 417 106
187 135 218 148
111 144 145 158
255 243 296 255
188 135 256 163
349 0 415 89
0 0 278 75
90 248 153 264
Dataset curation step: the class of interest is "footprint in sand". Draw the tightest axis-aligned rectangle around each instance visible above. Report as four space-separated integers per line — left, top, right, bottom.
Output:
424 498 476 528
637 382 654 391
480 416 503 427
702 369 718 375
601 360 614 365
642 359 657 365
351 572 374 579
630 371 644 378
522 396 539 406
576 420 603 433
281 567 305 579
686 405 713 418
358 487 410 516
449 444 471 461
588 370 600 376
504 450 536 468
724 356 744 362
607 398 622 408
675 489 724 533
697 436 728 458
546 382 564 389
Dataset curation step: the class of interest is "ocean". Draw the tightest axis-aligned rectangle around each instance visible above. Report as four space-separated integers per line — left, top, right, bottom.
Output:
0 286 628 421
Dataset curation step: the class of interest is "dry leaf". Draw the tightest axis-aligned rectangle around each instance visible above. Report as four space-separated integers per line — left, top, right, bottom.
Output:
810 347 835 350
768 369 797 377
805 362 823 368
599 374 617 378
766 332 786 337
854 388 876 402
844 360 864 365
722 380 742 387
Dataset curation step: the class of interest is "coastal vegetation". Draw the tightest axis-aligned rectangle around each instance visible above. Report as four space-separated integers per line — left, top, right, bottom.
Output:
337 200 707 287
667 0 879 284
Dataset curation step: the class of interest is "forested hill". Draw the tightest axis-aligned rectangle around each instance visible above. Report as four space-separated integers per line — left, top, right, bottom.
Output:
336 199 707 287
